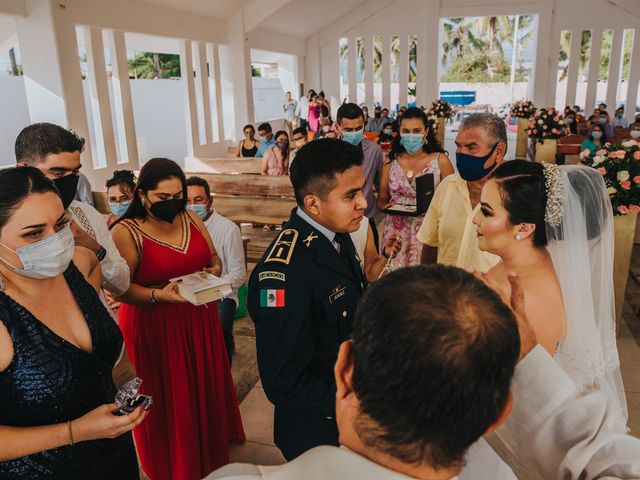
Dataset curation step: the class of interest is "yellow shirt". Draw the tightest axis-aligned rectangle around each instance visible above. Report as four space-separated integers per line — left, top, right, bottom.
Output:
417 173 499 271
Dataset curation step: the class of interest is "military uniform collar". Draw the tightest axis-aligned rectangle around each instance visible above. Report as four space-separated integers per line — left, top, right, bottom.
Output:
295 207 337 250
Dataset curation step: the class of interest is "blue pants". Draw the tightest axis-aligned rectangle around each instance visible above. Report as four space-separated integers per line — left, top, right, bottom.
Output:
216 298 236 365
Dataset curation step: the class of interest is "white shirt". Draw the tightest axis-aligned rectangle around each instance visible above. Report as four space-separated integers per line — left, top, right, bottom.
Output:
350 216 369 267
488 346 640 479
295 96 310 120
204 210 246 305
67 200 130 295
206 445 459 480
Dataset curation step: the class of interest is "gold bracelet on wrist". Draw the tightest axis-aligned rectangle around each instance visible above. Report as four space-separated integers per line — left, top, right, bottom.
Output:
150 289 158 304
67 420 74 446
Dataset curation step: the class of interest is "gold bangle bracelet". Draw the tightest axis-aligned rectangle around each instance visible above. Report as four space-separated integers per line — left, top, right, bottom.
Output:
67 420 74 446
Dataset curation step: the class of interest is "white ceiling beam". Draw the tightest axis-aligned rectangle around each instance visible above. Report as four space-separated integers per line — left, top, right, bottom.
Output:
68 0 227 44
243 0 295 33
0 0 25 17
249 29 305 57
317 0 390 48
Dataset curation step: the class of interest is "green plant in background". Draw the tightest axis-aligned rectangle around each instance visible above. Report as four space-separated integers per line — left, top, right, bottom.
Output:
128 52 181 79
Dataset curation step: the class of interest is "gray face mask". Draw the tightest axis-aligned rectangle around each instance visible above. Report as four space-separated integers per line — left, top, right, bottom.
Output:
0 226 74 279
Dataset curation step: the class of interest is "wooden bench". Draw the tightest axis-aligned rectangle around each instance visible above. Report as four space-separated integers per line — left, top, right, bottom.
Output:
188 173 296 263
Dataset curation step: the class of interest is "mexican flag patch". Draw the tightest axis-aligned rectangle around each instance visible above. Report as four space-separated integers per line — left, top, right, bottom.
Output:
260 289 285 307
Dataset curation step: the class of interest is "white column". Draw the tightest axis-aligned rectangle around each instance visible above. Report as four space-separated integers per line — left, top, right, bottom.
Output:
364 36 373 107
530 0 556 106
382 35 390 109
305 34 321 92
606 29 624 110
585 28 604 112
84 27 117 171
108 30 138 167
220 10 254 141
348 36 357 103
625 30 640 124
399 34 408 107
207 43 225 143
564 29 582 107
195 41 213 146
320 39 340 110
423 0 441 106
15 0 92 168
179 40 199 157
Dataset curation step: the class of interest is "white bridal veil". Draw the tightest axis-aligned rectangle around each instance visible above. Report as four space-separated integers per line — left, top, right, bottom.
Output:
546 165 628 430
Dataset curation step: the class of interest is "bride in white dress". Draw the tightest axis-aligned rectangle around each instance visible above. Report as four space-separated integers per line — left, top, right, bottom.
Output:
460 160 627 479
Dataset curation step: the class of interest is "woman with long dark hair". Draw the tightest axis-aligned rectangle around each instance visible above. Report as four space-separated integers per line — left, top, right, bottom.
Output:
0 167 145 478
112 158 245 480
261 130 290 176
105 170 136 227
377 107 454 267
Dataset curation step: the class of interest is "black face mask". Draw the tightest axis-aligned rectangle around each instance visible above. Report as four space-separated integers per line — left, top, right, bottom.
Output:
53 174 80 210
375 112 381 118
148 198 184 223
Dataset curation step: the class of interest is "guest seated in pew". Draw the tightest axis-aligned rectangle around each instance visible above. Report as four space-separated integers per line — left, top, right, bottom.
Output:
581 124 608 154
236 124 259 158
256 123 275 158
186 176 246 365
261 130 291 177
612 106 629 129
626 122 640 142
210 265 640 480
289 127 309 173
105 170 136 227
564 110 578 134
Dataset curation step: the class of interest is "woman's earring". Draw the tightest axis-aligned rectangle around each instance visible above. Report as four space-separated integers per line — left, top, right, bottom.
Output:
515 234 522 241
0 274 5 292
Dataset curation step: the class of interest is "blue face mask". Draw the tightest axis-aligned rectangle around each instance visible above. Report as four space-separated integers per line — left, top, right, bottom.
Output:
342 129 364 146
456 143 499 181
109 200 131 218
566 118 574 124
400 133 425 154
186 204 209 220
598 117 607 125
592 131 603 140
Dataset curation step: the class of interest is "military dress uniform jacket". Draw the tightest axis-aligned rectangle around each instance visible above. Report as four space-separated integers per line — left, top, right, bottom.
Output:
247 209 367 461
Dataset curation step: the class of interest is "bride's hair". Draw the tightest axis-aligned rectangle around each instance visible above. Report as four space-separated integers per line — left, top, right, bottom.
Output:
489 160 548 247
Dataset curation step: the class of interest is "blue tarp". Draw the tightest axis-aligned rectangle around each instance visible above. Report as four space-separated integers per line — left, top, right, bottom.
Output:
440 91 476 106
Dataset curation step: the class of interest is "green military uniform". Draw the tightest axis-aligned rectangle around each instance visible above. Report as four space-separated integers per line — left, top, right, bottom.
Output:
247 208 366 460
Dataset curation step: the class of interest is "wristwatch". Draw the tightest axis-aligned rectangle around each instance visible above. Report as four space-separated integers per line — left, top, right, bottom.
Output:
96 246 107 262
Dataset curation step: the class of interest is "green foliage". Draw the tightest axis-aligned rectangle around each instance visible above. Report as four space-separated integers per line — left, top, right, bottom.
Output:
252 66 262 77
441 15 534 83
128 52 181 79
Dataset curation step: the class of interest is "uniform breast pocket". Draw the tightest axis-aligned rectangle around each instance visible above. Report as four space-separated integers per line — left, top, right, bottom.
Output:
321 286 354 340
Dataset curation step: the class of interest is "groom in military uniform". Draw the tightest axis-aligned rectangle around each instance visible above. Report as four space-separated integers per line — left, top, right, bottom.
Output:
248 139 368 460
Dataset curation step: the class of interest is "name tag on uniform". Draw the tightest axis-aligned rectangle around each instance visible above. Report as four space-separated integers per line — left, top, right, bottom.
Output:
329 286 346 304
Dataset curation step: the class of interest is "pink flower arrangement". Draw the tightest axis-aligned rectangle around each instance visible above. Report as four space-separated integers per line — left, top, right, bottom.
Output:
527 107 566 141
429 99 454 119
582 140 640 216
510 99 536 118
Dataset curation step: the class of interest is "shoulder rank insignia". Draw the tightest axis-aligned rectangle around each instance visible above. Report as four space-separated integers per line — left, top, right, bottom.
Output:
303 232 318 247
265 229 298 265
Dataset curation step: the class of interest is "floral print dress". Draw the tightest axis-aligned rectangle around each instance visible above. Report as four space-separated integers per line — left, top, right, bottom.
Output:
382 154 441 267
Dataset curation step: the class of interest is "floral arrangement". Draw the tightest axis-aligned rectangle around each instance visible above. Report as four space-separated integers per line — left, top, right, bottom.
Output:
581 140 640 215
510 99 536 118
527 107 566 141
429 99 454 119
427 110 440 134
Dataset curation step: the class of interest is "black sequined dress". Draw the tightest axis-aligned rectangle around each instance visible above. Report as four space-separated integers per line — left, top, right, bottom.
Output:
0 262 138 479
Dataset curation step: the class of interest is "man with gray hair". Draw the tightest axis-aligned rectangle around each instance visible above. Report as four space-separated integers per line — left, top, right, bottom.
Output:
417 113 506 271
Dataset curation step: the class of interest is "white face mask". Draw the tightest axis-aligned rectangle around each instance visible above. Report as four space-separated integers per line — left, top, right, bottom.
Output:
0 226 75 279
630 130 640 139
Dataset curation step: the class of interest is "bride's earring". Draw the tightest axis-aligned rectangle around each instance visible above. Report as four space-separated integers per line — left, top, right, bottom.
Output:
515 234 522 241
0 274 5 292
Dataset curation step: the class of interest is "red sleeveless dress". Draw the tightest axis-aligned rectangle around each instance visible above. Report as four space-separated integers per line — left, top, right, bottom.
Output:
118 213 245 480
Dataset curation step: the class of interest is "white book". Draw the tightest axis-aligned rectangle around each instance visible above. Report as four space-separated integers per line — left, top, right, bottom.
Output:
169 271 232 306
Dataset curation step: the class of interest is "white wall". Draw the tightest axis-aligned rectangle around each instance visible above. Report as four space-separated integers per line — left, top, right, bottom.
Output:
0 76 188 169
252 77 286 122
0 77 29 167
